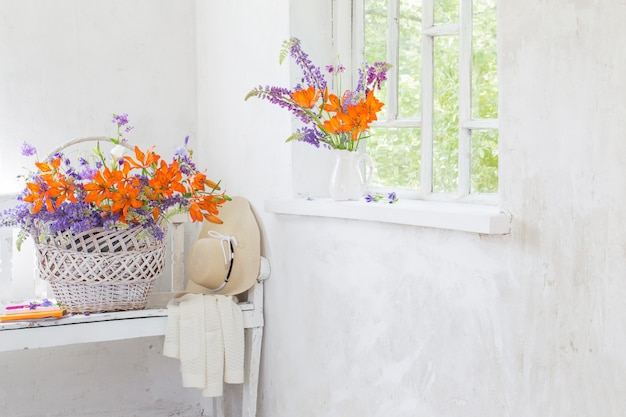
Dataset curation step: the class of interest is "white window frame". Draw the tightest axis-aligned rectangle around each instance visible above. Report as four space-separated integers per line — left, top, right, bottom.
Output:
340 0 499 202
268 0 510 235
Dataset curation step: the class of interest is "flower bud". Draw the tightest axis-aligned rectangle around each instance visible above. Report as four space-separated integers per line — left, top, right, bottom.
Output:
110 144 127 159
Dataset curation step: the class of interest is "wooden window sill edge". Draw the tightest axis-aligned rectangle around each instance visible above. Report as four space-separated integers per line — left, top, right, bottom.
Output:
264 198 512 235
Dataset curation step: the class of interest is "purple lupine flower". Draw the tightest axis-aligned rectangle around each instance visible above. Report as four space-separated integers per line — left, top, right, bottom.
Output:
21 142 37 157
355 67 366 94
325 65 345 74
45 200 106 234
79 166 97 180
366 62 391 93
251 85 313 124
342 90 356 110
288 38 327 90
149 224 165 241
297 126 325 148
387 192 398 204
173 147 187 158
173 138 189 158
65 167 78 179
178 158 198 176
113 113 129 126
0 204 29 228
364 193 375 202
326 65 346 74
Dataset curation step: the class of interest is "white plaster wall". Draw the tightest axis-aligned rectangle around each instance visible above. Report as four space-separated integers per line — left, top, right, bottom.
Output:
2 0 626 416
0 0 199 193
210 1 626 417
0 1 217 416
0 337 216 417
497 1 626 415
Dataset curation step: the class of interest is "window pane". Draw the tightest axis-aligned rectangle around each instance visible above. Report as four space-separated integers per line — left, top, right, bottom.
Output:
472 0 497 119
364 0 389 120
432 35 459 193
368 127 421 189
434 0 458 25
398 0 421 119
471 129 498 193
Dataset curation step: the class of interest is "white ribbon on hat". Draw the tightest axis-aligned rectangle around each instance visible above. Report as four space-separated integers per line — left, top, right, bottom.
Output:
205 230 238 292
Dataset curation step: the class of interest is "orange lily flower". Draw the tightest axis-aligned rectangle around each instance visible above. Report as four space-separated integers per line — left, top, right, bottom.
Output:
187 172 208 194
322 114 348 135
149 160 186 199
125 145 160 170
342 103 371 141
23 180 59 214
322 93 343 113
188 195 227 223
84 167 114 206
112 160 142 189
48 177 78 208
291 86 320 109
109 183 143 221
34 157 62 174
364 90 384 123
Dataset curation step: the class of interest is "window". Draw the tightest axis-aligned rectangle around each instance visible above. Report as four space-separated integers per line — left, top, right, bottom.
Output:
351 0 498 200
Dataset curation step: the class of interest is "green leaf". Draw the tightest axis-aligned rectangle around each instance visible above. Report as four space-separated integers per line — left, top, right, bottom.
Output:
285 132 304 143
244 89 260 101
279 37 297 65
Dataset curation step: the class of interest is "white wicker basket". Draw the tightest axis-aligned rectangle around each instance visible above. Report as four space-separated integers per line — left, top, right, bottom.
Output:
29 136 168 313
34 226 166 313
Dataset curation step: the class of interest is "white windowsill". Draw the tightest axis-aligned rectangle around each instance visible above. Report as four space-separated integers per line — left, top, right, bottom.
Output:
265 198 512 235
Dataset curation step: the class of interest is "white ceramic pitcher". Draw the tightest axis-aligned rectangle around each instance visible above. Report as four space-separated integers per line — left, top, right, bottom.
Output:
328 149 374 201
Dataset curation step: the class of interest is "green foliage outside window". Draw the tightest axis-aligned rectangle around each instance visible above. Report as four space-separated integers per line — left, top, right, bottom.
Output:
363 0 498 194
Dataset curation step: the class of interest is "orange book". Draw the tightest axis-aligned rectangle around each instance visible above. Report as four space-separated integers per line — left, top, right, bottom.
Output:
3 306 62 315
0 309 67 322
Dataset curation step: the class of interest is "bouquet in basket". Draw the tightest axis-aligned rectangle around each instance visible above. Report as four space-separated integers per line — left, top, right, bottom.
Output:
0 113 230 249
0 114 230 313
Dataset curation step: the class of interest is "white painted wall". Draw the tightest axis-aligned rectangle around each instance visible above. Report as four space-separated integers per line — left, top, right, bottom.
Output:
238 1 626 416
2 0 626 416
0 0 199 194
0 1 217 416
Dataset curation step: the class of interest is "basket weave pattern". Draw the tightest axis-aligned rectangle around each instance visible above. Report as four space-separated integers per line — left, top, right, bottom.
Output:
35 226 166 313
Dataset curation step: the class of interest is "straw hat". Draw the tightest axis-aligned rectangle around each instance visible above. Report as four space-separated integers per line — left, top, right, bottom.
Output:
185 196 261 296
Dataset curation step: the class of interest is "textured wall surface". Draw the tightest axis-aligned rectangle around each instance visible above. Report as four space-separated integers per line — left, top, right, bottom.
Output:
0 1 214 416
0 0 198 193
222 1 626 416
2 0 626 416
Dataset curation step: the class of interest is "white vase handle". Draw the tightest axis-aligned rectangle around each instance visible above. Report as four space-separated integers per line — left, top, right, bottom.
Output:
358 153 374 187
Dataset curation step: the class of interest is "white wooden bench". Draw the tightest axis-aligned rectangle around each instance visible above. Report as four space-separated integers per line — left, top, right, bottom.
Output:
0 205 269 417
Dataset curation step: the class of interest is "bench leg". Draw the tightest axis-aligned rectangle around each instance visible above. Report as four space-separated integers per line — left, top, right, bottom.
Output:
213 396 225 417
242 326 263 417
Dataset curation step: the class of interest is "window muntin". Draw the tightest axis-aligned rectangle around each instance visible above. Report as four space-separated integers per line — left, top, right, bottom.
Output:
358 0 498 199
